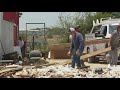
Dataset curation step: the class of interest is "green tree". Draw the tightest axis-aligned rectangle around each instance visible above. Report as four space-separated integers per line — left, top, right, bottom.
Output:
49 12 117 43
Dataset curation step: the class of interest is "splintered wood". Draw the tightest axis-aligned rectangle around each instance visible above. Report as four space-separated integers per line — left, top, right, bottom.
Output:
0 67 23 77
1 62 120 78
62 47 111 65
81 47 111 60
6 65 120 78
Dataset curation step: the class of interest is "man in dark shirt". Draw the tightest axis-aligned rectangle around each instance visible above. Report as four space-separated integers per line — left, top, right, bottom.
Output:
67 28 85 68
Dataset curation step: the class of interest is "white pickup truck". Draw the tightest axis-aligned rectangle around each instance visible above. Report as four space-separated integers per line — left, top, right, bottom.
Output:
83 17 120 63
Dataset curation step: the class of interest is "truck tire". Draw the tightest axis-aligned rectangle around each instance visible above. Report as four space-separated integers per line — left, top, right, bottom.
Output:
88 56 99 63
88 56 95 63
94 57 99 63
29 50 42 58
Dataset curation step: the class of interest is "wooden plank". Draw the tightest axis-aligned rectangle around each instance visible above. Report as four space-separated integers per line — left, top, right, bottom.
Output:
81 47 111 60
0 60 13 63
0 67 23 75
62 47 111 65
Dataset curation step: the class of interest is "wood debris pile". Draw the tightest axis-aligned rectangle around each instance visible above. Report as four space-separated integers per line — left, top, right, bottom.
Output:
1 64 120 78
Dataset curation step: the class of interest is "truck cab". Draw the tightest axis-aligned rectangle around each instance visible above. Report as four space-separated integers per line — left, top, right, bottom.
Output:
94 23 120 39
84 18 120 63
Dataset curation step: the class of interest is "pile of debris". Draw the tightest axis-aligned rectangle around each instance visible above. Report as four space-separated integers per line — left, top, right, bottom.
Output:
1 63 120 78
12 65 120 78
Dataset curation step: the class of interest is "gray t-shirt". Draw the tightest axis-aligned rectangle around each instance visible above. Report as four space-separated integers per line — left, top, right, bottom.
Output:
111 30 120 48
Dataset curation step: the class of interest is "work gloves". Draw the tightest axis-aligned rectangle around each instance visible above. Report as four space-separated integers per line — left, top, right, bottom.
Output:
76 50 82 56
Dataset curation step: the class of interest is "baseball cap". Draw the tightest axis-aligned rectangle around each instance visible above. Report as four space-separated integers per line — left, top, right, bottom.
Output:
69 28 75 32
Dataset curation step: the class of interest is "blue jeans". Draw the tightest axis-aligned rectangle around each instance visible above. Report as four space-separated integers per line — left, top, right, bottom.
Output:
71 54 81 68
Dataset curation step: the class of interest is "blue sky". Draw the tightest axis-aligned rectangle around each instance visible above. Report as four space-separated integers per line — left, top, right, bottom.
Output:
19 12 76 30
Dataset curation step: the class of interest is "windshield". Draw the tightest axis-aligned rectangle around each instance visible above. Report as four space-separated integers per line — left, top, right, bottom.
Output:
109 25 118 34
92 25 102 33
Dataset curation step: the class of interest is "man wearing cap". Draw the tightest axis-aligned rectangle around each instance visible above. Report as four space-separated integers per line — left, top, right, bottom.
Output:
106 25 120 67
67 28 85 68
68 25 81 43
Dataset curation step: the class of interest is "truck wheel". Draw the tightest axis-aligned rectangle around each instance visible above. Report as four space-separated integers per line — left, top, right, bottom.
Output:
118 54 120 60
88 56 95 63
94 57 99 63
29 50 42 58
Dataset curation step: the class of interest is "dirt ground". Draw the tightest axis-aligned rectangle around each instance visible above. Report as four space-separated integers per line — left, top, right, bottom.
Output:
47 59 120 69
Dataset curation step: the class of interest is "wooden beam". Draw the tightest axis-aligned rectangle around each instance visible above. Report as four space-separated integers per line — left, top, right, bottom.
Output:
62 47 111 65
0 60 13 63
0 67 23 75
81 47 111 60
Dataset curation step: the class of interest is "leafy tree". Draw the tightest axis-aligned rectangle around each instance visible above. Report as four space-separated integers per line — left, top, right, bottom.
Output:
48 12 118 43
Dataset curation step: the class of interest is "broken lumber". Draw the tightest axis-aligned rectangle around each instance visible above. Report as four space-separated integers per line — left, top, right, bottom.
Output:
0 67 23 77
62 47 111 65
0 60 13 63
80 47 111 60
5 65 21 68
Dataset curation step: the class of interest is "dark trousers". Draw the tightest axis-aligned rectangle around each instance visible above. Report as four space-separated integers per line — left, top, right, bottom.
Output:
71 53 85 68
21 47 25 58
71 54 81 68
